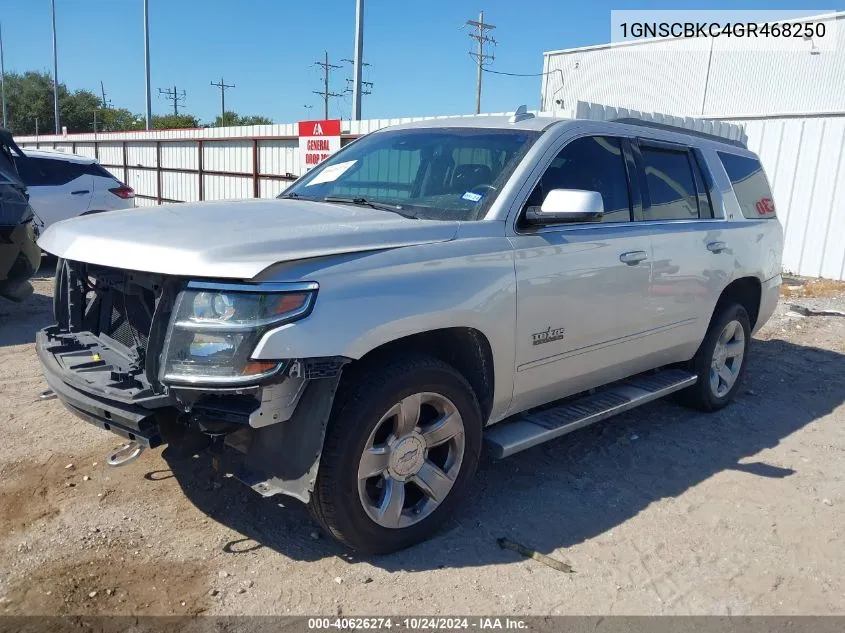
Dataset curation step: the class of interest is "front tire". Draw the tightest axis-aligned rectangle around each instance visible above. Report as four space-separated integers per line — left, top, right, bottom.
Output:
678 302 751 411
309 355 482 554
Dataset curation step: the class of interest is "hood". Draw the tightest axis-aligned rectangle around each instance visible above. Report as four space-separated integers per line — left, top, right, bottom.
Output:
37 198 460 279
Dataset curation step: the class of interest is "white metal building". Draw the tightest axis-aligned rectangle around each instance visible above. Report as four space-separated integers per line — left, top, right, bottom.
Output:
541 12 845 280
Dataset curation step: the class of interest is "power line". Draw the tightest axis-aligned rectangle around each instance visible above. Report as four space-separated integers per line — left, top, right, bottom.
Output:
342 58 373 98
466 11 496 114
210 77 236 122
158 85 187 115
479 66 567 110
313 51 344 119
481 68 558 78
345 78 372 96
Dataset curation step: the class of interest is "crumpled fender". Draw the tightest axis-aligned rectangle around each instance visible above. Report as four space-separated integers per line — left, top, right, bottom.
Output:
234 374 341 503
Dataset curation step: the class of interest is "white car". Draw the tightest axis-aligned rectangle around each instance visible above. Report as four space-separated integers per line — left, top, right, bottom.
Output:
13 149 134 229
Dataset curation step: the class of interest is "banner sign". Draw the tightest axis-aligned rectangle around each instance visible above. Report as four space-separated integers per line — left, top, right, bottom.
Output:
298 119 341 174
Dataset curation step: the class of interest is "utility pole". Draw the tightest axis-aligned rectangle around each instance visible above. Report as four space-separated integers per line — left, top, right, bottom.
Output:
350 0 364 120
210 77 235 123
466 11 496 114
345 77 372 96
158 85 186 115
51 0 60 133
342 58 372 100
143 0 152 130
100 80 109 109
313 51 343 119
0 23 7 128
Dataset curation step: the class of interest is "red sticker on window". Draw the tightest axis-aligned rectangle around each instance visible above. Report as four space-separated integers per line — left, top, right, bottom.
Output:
755 198 775 215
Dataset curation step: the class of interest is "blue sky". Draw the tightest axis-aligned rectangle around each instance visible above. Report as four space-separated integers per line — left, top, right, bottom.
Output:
3 0 836 124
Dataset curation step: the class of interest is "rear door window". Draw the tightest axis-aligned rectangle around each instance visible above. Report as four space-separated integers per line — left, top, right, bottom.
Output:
718 152 776 219
640 146 700 221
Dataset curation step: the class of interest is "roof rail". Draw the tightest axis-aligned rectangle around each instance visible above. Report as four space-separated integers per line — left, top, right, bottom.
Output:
611 117 747 149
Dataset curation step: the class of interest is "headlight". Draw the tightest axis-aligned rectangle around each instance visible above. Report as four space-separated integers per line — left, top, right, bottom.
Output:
160 281 317 385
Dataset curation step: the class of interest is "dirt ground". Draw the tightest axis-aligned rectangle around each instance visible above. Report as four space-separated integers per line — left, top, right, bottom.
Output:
1 265 844 616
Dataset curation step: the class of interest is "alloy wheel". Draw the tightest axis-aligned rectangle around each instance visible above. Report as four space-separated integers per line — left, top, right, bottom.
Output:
357 392 465 529
709 319 745 398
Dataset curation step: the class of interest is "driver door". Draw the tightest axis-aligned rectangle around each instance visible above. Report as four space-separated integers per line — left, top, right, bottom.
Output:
508 135 657 414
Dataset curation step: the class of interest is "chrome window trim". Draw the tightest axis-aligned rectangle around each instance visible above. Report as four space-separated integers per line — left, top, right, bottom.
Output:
163 362 286 386
522 217 730 237
186 280 319 293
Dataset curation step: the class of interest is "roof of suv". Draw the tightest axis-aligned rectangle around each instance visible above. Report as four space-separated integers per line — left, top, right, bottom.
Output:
383 114 749 152
385 115 561 132
21 148 98 164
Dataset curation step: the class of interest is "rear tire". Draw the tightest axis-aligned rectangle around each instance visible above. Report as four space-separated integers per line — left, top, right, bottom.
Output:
677 302 750 412
309 354 482 554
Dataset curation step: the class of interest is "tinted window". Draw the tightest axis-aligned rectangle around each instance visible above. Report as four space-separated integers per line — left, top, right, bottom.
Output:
526 136 631 223
718 152 776 219
13 156 84 187
81 161 116 179
641 147 699 220
284 128 539 221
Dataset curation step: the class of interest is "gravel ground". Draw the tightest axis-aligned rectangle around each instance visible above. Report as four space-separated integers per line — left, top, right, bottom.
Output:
1 266 844 616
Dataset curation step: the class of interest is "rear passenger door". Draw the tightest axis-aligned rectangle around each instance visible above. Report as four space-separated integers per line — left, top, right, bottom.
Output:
508 134 657 414
632 139 727 361
14 156 93 229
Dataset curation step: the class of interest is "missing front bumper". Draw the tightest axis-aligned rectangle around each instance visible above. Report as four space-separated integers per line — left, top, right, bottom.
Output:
37 326 347 502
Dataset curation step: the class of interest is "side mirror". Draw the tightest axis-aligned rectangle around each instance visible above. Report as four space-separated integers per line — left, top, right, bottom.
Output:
525 189 604 225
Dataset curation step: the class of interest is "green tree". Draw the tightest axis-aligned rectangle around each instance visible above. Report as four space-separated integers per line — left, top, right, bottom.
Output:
97 107 145 132
60 88 102 133
211 111 273 127
5 71 57 134
4 70 135 134
152 113 200 129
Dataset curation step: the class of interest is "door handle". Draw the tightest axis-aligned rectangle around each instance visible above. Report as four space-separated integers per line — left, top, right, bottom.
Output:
71 189 90 195
707 241 727 253
619 250 648 265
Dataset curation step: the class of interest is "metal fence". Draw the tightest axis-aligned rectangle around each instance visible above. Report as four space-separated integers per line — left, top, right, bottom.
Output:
13 113 521 206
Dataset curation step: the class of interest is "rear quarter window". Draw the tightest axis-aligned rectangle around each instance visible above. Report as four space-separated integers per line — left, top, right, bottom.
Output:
82 162 118 179
718 152 776 219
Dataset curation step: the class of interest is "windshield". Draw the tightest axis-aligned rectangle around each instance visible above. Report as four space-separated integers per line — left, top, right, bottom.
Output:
281 127 540 221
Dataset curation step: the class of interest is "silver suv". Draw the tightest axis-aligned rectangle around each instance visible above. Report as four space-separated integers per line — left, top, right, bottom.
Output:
36 113 783 553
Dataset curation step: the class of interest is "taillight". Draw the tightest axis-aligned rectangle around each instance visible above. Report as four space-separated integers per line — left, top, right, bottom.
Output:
109 184 135 199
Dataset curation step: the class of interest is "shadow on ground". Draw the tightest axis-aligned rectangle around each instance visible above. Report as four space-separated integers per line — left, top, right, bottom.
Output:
0 260 56 347
160 336 845 570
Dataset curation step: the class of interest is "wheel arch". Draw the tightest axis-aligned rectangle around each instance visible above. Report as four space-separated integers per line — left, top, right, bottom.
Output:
714 276 762 329
338 327 496 425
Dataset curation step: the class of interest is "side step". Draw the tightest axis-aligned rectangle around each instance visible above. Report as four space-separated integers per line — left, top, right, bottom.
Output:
484 368 697 458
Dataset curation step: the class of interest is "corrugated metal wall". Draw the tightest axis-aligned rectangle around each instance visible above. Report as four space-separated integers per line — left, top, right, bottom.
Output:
542 13 845 116
538 12 845 279
744 116 845 280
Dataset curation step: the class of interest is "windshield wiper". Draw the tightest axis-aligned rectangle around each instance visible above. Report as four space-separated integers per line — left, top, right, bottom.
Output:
323 196 417 219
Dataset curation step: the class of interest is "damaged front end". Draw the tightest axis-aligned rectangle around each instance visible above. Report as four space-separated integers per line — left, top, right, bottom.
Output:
36 259 347 502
